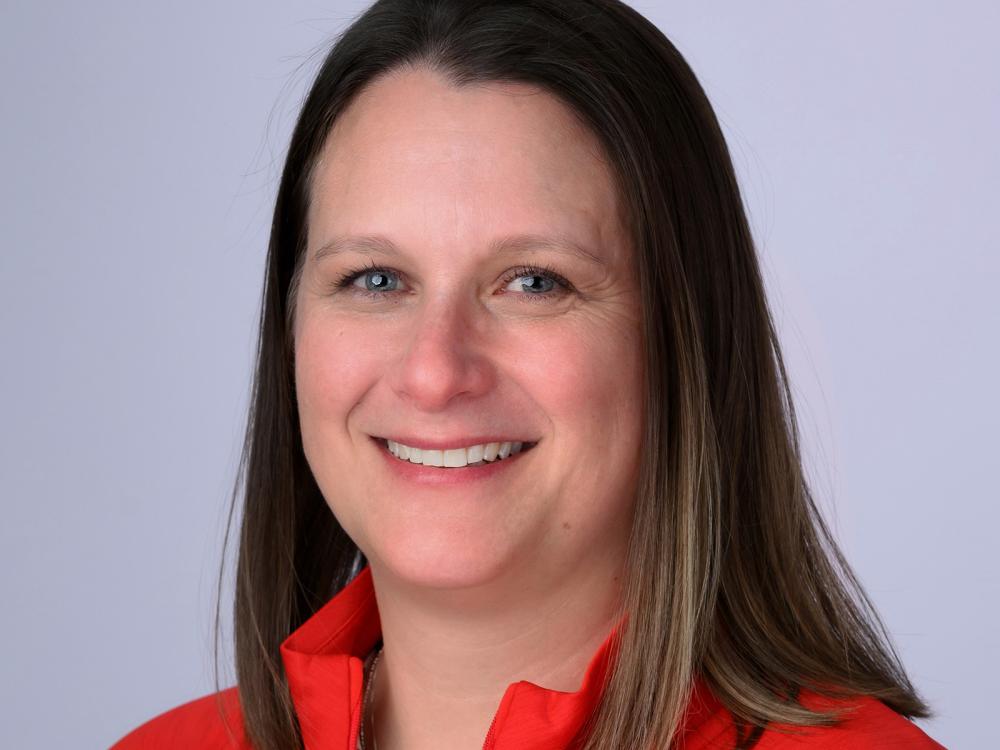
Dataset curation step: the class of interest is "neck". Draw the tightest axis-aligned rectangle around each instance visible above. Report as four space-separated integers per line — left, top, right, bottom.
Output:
365 552 626 750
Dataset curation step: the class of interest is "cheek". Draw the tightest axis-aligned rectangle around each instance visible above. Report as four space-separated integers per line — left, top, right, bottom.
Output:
515 321 643 546
513 320 643 439
507 315 644 527
294 315 385 433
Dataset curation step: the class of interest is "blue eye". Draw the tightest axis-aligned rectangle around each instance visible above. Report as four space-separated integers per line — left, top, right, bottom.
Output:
357 269 398 292
505 273 556 294
499 264 571 301
333 262 403 298
331 261 573 302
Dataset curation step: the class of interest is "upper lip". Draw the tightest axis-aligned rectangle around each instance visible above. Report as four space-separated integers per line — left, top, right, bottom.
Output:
373 435 539 451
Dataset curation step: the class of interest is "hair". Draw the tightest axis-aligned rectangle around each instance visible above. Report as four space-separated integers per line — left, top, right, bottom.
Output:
215 1 934 748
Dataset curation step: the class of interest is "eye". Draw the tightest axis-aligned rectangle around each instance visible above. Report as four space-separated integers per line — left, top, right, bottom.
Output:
332 261 405 299
329 261 573 302
499 264 573 301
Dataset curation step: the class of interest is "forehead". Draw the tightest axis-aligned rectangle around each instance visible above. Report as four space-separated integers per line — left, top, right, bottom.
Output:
307 66 628 265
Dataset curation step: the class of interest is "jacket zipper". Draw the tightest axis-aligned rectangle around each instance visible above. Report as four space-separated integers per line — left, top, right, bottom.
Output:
349 685 363 749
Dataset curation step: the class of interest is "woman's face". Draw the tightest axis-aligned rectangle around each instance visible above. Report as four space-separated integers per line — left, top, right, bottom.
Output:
293 67 644 590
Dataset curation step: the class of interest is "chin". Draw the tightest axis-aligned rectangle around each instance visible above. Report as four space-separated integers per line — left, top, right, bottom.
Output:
363 520 525 592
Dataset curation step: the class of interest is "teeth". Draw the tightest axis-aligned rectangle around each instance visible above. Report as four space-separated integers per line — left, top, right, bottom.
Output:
385 439 528 467
443 448 466 468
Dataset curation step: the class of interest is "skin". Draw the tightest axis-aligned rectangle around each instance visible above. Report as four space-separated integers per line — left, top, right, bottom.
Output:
293 65 644 749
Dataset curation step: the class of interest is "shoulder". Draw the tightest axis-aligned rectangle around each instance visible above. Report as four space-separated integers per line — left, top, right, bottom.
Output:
109 687 249 749
751 688 948 749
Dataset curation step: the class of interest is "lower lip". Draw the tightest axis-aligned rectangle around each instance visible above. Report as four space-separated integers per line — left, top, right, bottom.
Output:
371 437 535 486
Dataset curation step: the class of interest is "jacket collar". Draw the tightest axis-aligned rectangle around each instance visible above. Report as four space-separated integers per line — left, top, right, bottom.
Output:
279 565 722 749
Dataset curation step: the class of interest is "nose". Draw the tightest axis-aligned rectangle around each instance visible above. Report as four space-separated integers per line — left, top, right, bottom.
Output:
388 293 496 412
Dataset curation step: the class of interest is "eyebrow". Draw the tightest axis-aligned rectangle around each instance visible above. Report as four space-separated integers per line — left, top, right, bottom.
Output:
311 232 608 268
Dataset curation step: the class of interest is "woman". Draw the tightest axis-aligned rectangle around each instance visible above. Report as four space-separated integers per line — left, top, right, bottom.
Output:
112 1 946 748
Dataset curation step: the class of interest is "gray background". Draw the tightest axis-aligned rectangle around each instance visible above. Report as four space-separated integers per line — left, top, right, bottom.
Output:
2 2 995 747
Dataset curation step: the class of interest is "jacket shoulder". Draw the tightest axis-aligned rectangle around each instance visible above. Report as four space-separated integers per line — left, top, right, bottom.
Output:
753 688 947 749
110 687 249 749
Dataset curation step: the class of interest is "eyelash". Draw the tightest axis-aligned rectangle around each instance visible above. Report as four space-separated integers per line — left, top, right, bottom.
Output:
330 260 574 302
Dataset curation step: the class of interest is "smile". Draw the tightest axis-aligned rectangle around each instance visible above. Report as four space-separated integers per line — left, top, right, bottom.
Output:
374 437 538 469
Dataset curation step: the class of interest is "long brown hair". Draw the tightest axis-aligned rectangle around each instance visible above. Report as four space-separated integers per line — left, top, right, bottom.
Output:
216 1 934 748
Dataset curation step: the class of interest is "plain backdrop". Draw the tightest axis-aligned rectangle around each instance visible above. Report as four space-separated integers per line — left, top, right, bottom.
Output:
2 2 995 747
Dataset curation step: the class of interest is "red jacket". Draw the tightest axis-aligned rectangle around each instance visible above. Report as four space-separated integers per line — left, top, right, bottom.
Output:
111 566 946 749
